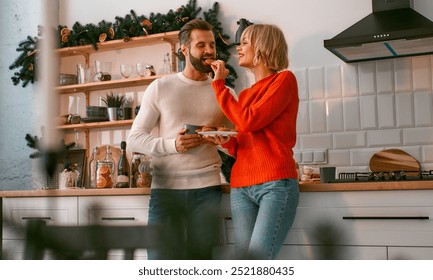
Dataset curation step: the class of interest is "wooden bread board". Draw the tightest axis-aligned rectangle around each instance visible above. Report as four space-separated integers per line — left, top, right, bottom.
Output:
369 149 420 172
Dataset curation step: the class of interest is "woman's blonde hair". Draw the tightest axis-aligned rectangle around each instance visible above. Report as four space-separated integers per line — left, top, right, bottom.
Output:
242 24 289 71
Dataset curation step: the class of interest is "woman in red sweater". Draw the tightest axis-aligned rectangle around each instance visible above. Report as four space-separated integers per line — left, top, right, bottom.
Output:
210 24 299 259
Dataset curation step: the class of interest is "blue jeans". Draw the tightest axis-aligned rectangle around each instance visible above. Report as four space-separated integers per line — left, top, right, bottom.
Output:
147 186 222 260
230 179 299 259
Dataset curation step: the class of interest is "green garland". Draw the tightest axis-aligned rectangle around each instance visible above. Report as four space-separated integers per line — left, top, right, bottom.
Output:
9 0 237 88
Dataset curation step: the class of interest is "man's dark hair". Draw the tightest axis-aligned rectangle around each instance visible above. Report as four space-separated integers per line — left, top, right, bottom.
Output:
178 19 213 46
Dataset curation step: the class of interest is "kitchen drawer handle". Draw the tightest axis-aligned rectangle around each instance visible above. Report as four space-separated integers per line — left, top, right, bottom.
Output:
101 217 136 221
21 217 52 220
342 216 429 220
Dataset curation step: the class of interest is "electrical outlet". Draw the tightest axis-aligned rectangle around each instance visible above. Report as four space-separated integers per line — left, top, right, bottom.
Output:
302 151 314 163
313 149 327 164
295 149 327 164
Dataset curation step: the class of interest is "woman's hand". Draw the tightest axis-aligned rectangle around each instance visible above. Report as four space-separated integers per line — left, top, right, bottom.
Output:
202 134 231 145
210 60 230 81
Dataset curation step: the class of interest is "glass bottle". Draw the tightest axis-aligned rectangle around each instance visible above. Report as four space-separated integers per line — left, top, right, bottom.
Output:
116 141 130 188
87 146 100 188
163 52 171 74
130 153 142 188
95 145 115 188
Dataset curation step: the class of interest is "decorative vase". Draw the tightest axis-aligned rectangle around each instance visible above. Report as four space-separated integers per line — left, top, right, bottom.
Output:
107 107 119 121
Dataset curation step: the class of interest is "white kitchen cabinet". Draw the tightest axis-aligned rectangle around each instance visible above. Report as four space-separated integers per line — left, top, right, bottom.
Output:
223 190 433 260
78 195 149 226
78 195 149 259
388 246 433 260
1 194 149 260
2 196 78 260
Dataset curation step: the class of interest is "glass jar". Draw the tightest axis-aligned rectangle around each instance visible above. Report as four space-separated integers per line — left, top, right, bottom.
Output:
95 161 114 188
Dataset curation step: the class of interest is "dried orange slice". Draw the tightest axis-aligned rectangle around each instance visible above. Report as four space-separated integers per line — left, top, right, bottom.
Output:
108 27 115 39
99 33 107 43
105 177 113 188
60 27 71 36
61 34 69 43
98 165 110 177
96 176 107 188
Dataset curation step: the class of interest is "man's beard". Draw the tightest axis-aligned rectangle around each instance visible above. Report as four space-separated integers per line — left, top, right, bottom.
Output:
188 50 213 73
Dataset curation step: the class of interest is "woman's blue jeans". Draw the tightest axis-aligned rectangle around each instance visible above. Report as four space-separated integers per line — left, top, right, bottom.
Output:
147 186 222 260
230 179 299 259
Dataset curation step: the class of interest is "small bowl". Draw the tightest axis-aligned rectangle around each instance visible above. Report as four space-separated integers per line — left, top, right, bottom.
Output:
86 106 108 118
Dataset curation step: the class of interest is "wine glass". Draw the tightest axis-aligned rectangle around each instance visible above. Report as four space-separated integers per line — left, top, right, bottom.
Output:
136 63 147 77
120 64 133 79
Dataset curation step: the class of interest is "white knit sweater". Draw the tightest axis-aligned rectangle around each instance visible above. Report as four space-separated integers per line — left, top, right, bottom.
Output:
127 72 228 190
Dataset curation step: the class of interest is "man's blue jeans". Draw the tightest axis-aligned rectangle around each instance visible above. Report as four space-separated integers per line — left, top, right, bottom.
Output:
147 186 222 260
230 179 299 259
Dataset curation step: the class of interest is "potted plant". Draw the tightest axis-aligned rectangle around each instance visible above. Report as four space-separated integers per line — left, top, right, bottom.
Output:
102 92 125 121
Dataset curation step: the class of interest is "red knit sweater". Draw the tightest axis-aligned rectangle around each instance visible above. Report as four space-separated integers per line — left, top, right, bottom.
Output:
212 70 299 188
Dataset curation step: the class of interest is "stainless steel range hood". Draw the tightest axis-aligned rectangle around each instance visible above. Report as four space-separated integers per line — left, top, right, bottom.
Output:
324 0 433 63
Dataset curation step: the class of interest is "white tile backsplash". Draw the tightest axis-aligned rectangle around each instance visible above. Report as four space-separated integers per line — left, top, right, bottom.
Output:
377 93 395 128
333 132 366 149
342 97 361 131
342 64 358 97
395 92 414 128
294 68 308 101
394 57 412 92
376 60 394 94
326 99 343 132
327 149 350 166
414 91 433 127
422 145 433 163
358 62 376 95
350 148 382 166
325 65 342 99
299 134 333 150
296 101 310 134
308 66 325 100
360 95 378 130
296 55 433 169
412 56 432 91
309 100 327 133
403 127 433 145
367 129 401 147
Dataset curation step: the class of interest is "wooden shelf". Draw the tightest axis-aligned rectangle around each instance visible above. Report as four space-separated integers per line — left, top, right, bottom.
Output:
56 75 163 94
56 31 179 58
55 31 179 159
58 119 133 130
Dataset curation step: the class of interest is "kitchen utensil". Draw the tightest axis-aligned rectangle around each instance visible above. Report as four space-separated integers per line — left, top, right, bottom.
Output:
369 149 421 173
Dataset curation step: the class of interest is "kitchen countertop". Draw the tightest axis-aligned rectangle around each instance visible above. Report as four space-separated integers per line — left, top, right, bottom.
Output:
0 187 151 198
2 180 433 197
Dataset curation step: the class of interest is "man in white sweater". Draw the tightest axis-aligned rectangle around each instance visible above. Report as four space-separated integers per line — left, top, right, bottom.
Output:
127 19 229 259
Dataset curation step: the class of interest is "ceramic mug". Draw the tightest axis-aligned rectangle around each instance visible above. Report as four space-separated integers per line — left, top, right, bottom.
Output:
118 107 132 120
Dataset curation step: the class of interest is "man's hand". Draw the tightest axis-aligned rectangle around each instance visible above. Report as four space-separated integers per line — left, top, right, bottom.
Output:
175 128 205 153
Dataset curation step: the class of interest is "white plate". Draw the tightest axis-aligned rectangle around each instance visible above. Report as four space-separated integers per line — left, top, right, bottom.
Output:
198 131 238 137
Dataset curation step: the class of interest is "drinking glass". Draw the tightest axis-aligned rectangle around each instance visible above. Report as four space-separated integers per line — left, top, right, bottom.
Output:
136 63 147 77
120 64 133 79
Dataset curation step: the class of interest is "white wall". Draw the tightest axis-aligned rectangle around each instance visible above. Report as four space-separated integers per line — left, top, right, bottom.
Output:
0 1 45 190
1 0 433 189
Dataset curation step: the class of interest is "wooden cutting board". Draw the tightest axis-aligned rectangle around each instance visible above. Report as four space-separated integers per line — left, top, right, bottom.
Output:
369 149 421 172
